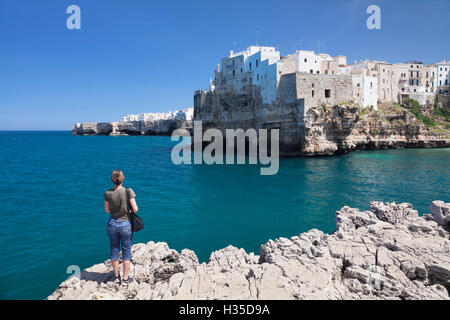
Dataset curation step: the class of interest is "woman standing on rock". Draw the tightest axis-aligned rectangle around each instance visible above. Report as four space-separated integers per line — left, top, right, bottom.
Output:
104 170 138 285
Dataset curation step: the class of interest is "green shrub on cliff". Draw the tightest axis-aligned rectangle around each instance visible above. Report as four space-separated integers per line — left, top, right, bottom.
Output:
402 98 421 114
416 114 436 127
400 99 436 128
434 107 450 120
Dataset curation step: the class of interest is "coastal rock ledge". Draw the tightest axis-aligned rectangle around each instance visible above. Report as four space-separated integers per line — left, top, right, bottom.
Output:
49 201 450 300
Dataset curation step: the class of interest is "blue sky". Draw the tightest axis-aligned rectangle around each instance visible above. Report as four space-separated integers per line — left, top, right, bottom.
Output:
0 0 449 130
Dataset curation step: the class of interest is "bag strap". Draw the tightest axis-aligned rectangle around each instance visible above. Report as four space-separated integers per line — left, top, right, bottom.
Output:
125 188 132 214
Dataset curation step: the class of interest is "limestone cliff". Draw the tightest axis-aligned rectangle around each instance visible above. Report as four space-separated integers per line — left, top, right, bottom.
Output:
194 83 449 156
301 103 450 156
49 201 450 300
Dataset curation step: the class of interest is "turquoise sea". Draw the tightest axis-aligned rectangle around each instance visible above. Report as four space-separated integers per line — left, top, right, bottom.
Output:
0 131 448 299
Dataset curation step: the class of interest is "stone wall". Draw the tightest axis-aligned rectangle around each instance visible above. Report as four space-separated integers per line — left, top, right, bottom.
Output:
294 73 353 110
436 93 450 109
194 87 305 156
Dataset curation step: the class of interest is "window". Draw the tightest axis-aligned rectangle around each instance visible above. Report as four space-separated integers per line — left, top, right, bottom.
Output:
241 68 243 73
249 63 252 70
370 82 373 89
232 70 235 76
312 83 315 88
304 58 307 63
310 69 313 74
312 90 315 97
256 59 259 67
325 89 331 98
257 74 259 81
317 71 319 74
357 83 360 87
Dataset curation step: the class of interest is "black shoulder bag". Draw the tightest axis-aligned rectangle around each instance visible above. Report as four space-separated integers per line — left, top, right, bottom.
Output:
126 188 144 232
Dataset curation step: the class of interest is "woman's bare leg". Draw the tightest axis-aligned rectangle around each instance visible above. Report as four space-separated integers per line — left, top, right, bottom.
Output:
111 260 119 277
123 260 130 280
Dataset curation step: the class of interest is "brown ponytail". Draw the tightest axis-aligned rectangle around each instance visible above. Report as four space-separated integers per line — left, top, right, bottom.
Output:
111 170 124 186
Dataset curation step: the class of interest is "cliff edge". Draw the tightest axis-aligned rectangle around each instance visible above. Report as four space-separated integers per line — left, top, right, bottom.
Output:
48 201 450 300
302 103 450 156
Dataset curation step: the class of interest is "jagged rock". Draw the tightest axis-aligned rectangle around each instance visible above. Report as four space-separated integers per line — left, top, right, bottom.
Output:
48 201 450 300
430 201 450 227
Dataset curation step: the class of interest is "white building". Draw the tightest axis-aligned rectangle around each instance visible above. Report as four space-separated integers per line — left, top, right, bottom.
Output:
393 62 436 105
352 75 378 109
282 50 322 75
282 51 347 76
122 107 193 122
214 46 282 104
175 108 194 121
436 60 450 87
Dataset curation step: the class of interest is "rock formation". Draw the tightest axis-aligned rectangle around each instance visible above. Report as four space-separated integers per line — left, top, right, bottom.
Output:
72 119 192 136
49 201 450 300
301 104 450 156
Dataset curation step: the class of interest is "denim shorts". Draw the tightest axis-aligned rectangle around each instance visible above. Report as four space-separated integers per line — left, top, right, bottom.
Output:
107 217 133 261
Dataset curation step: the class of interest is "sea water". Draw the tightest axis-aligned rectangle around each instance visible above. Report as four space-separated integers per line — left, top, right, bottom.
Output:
0 131 448 299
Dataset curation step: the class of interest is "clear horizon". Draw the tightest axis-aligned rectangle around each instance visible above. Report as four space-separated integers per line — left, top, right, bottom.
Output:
1 0 449 130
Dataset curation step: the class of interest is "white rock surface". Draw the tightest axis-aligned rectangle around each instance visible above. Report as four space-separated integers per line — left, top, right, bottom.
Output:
48 201 450 300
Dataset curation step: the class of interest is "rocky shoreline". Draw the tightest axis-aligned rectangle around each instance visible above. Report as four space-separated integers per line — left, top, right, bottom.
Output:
49 200 450 300
72 119 192 136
